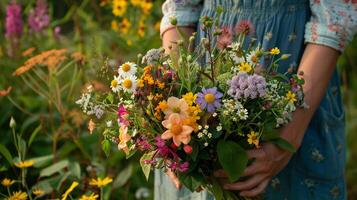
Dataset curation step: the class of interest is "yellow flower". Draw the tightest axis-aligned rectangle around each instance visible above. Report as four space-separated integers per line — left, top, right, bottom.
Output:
79 193 99 200
182 92 197 106
137 79 144 87
285 91 297 104
61 181 79 200
154 21 161 32
32 189 44 197
111 20 119 32
138 20 146 38
127 39 133 46
6 191 27 200
238 62 252 73
140 1 153 15
187 104 201 120
1 178 15 187
155 80 165 89
89 177 113 188
270 47 280 55
15 160 34 168
247 131 260 148
120 18 131 34
156 101 168 112
143 74 154 85
112 0 127 16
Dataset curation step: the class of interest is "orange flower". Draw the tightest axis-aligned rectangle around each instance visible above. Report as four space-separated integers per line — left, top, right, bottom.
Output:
22 47 36 57
118 126 131 154
88 119 95 134
0 86 12 97
163 97 189 119
161 113 193 146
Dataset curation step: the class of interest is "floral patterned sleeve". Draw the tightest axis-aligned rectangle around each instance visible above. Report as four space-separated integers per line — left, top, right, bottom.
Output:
160 0 203 36
305 0 357 51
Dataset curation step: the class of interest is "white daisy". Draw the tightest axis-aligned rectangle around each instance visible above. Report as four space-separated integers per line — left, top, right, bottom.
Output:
110 76 121 93
118 62 137 77
119 75 137 93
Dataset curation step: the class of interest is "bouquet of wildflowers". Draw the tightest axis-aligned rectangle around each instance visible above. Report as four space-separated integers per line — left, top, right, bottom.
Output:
77 9 306 200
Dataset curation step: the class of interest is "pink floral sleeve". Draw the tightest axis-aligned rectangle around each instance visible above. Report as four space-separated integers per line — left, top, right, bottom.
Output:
305 0 357 51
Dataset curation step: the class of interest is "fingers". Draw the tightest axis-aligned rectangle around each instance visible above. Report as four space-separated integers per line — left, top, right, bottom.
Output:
247 149 265 160
166 169 181 189
240 179 269 197
223 174 266 191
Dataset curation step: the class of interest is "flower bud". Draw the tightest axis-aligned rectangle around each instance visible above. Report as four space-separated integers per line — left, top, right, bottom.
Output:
183 145 193 154
9 117 16 128
169 16 177 26
281 54 291 60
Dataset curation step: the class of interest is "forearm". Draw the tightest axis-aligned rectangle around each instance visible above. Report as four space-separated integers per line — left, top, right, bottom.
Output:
281 43 340 148
162 27 196 53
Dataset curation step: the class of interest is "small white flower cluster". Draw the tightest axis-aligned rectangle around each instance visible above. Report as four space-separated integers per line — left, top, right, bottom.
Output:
221 99 249 121
111 62 137 93
76 85 105 119
197 125 212 147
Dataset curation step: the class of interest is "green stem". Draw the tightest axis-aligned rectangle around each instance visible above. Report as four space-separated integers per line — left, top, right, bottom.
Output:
6 96 34 116
100 188 103 200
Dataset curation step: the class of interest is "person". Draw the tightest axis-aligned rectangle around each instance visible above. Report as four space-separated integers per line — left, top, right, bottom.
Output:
155 0 357 199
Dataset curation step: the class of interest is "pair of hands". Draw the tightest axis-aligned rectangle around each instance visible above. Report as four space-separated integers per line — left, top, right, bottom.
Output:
166 142 294 198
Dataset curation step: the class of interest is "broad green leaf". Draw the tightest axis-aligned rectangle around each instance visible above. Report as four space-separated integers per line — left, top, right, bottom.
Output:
32 155 54 168
102 139 111 157
40 160 69 177
140 151 155 181
0 144 13 165
68 162 81 179
56 171 71 191
272 138 296 153
217 140 248 182
28 124 42 147
261 128 279 141
209 178 224 200
178 173 203 192
113 164 133 188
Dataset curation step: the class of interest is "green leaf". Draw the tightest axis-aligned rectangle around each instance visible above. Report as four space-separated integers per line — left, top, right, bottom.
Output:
28 124 42 147
271 138 296 153
32 155 54 168
102 139 111 157
217 140 248 182
190 142 199 162
178 173 203 192
113 164 133 188
261 128 279 141
106 93 114 104
40 160 69 177
0 144 13 166
0 166 7 172
140 151 155 181
209 178 224 200
68 162 81 179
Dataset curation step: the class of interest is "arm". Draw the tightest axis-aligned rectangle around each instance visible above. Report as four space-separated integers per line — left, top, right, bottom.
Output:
219 0 357 197
161 0 203 52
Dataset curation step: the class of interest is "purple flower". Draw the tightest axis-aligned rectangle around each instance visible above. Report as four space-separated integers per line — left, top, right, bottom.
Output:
28 0 50 33
196 87 223 113
5 2 23 38
228 72 267 100
155 136 169 156
136 137 152 151
178 162 189 172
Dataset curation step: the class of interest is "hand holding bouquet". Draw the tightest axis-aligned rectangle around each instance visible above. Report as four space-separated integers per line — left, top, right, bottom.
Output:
77 9 306 200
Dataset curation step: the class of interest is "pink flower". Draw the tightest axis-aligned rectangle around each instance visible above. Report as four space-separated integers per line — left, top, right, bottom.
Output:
118 125 131 154
235 20 255 36
28 0 49 33
5 2 23 38
217 27 233 49
118 105 129 126
163 97 189 119
161 113 193 146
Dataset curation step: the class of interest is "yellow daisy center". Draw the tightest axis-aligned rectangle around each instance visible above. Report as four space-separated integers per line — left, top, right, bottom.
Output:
122 79 132 89
111 79 118 87
172 107 181 113
122 64 131 72
204 93 215 104
171 124 183 135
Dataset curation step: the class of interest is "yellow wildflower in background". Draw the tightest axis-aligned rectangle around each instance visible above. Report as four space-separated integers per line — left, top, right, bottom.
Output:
89 177 113 188
238 62 252 73
270 47 280 55
155 80 165 89
120 18 131 34
1 178 15 187
61 181 79 200
15 160 34 168
112 0 127 16
247 131 260 148
130 0 141 6
32 188 45 197
79 193 99 200
140 1 153 15
285 91 297 104
138 20 146 38
154 21 161 32
111 20 119 32
6 191 27 200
